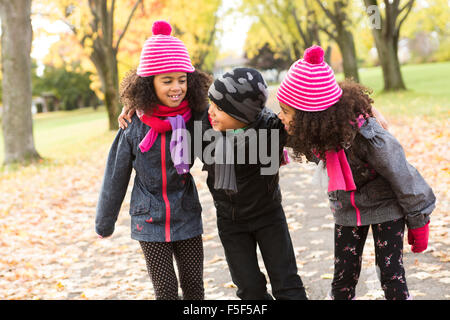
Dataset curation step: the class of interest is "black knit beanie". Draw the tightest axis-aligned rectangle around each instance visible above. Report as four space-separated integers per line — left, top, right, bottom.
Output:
208 68 268 124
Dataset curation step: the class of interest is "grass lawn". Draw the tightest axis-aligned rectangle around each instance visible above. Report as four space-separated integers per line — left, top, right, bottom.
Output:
0 106 115 166
335 61 450 118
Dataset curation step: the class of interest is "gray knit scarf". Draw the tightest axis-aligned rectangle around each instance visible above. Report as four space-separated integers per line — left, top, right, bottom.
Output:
208 68 268 194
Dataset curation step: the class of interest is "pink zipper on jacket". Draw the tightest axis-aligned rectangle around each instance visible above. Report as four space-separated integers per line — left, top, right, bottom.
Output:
350 191 362 226
160 132 171 242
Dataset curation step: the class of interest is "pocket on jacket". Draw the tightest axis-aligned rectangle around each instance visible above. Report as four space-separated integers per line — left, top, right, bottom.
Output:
182 197 202 211
213 200 231 219
130 185 160 217
362 176 395 201
328 191 345 214
130 200 151 216
130 192 164 233
181 179 202 212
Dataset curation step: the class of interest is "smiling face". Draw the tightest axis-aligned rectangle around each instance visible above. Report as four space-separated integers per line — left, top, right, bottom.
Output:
278 102 297 135
208 101 247 131
153 72 188 107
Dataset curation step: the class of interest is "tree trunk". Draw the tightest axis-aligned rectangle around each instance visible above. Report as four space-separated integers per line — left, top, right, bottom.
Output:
96 62 120 131
373 32 406 91
364 0 407 91
0 0 41 164
91 41 121 131
324 46 332 65
82 0 142 131
314 0 360 82
336 29 360 82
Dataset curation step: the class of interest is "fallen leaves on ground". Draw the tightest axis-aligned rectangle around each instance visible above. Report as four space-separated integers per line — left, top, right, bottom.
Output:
388 116 450 262
0 115 448 300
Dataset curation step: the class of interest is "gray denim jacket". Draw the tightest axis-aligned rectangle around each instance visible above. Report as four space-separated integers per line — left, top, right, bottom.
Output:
328 118 435 229
95 114 203 242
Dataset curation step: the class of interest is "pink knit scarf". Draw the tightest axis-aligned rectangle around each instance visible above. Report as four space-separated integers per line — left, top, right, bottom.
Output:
137 100 191 152
325 150 356 192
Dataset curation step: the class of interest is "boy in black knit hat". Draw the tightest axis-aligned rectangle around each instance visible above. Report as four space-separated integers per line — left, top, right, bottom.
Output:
200 68 307 300
118 67 308 300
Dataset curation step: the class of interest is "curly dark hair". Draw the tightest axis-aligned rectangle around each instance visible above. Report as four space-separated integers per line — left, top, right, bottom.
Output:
119 69 212 114
286 80 374 162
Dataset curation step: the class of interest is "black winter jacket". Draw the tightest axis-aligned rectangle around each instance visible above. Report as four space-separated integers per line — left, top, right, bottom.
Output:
95 112 203 242
198 107 288 221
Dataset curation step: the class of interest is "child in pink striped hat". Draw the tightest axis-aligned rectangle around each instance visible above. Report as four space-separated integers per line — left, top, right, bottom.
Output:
97 20 212 300
277 45 435 300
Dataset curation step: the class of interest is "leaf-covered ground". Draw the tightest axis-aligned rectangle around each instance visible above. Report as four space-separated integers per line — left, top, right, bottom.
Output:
0 115 448 300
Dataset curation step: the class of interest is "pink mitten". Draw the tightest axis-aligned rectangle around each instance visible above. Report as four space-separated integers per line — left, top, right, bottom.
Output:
408 222 430 253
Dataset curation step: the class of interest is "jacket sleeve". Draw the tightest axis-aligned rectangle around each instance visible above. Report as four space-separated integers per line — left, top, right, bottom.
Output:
359 119 435 229
95 129 134 237
263 107 288 147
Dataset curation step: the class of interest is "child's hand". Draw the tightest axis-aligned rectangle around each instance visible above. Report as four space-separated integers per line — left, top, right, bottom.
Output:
372 107 389 130
407 222 430 253
118 107 135 129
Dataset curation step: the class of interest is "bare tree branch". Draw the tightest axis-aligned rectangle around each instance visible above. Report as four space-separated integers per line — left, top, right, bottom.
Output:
290 6 309 46
114 0 143 52
88 0 100 23
397 0 415 31
319 25 338 41
108 0 116 47
314 0 338 25
399 0 414 13
61 18 78 35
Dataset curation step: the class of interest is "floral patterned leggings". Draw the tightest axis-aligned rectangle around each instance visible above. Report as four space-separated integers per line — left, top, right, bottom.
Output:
331 218 410 300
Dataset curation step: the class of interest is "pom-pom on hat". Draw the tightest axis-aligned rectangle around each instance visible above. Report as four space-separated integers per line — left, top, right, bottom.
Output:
137 20 195 77
276 45 342 112
152 20 172 35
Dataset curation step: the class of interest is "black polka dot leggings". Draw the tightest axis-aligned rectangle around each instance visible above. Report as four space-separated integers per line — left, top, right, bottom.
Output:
139 235 204 300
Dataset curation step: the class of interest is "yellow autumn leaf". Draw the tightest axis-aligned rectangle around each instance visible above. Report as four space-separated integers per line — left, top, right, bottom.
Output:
56 282 65 291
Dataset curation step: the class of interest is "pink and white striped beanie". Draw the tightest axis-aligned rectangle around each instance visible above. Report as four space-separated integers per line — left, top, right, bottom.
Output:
137 20 195 77
277 45 342 111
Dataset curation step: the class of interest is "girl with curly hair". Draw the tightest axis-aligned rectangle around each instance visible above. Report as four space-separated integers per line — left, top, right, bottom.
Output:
96 21 212 300
277 45 435 300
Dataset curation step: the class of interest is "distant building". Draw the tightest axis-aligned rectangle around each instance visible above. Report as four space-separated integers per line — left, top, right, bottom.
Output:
31 92 60 114
213 54 284 84
213 55 248 78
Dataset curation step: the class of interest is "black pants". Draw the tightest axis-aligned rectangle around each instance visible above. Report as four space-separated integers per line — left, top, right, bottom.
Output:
139 235 204 300
332 218 409 300
217 209 307 300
